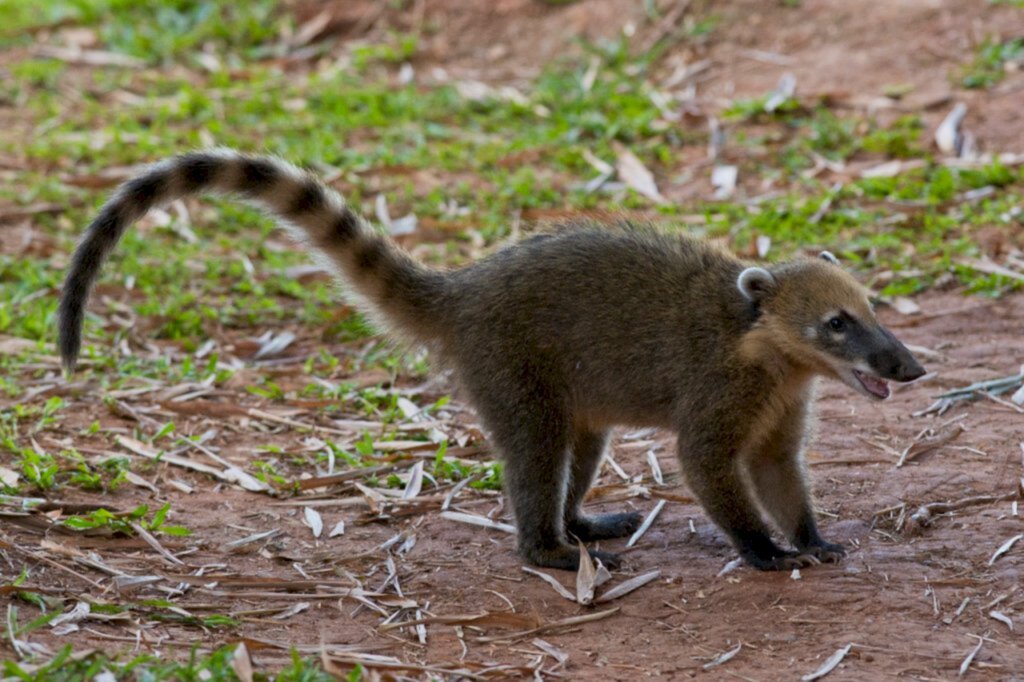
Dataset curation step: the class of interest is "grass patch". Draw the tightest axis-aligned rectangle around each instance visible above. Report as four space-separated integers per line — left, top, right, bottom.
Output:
962 37 1024 88
0 644 338 681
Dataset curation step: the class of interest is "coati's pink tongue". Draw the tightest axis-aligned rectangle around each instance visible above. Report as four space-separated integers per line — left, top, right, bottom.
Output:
854 370 890 399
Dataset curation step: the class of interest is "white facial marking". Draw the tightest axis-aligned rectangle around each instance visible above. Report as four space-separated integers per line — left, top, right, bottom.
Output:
821 310 841 325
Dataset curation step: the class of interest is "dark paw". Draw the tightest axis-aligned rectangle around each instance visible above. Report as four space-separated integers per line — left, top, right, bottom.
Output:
521 545 622 571
742 549 819 571
567 511 643 541
589 549 622 570
803 540 846 563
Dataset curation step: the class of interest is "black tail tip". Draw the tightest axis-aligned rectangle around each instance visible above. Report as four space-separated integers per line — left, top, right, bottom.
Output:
57 316 82 377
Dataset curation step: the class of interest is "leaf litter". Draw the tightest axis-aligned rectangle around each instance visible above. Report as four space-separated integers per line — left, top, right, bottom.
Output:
5 1 1024 679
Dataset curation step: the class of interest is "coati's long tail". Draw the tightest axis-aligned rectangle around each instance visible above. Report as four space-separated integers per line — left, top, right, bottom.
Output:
57 149 447 371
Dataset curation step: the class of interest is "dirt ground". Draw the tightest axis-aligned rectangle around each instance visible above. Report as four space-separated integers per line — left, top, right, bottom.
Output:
10 292 1024 679
319 0 1024 150
4 0 1024 680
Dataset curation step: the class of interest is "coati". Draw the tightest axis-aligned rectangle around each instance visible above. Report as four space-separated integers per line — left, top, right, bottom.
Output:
58 149 926 572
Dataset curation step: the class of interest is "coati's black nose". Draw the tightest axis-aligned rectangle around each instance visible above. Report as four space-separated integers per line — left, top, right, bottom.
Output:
871 328 926 382
895 357 926 382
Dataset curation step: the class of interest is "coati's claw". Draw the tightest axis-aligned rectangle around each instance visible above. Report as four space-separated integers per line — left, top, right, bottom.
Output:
589 549 623 570
805 541 846 563
522 545 622 571
567 511 643 541
794 553 821 566
745 542 845 571
743 549 818 571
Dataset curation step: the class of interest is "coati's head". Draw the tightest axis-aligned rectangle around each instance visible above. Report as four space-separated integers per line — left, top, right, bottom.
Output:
737 252 926 400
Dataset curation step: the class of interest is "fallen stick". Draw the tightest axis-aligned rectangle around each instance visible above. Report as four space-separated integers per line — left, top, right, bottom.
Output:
958 636 985 677
474 607 620 643
115 436 270 492
904 482 1023 534
626 500 666 548
896 422 965 467
129 521 184 566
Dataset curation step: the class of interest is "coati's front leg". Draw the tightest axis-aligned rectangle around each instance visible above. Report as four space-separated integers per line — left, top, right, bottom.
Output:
677 435 814 571
745 404 845 563
564 428 642 542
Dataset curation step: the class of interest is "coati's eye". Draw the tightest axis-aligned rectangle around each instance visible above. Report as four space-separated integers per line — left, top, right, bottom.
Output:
828 316 845 332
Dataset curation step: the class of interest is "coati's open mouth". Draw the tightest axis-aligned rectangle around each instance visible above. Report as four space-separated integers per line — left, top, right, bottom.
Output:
852 369 890 400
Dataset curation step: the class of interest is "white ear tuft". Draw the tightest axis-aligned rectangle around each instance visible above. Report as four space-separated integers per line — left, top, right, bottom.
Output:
737 267 776 302
819 251 839 265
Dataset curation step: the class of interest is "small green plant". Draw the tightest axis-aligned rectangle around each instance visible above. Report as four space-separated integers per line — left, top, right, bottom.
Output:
432 442 504 490
861 115 925 158
63 503 191 537
723 94 801 121
962 37 1024 88
0 643 336 680
351 32 418 70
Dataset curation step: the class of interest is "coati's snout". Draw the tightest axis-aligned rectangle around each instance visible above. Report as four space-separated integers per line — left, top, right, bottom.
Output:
819 315 926 400
737 251 926 400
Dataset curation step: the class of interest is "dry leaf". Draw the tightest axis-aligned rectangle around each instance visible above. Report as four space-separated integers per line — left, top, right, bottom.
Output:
935 103 967 156
379 610 540 632
891 296 921 315
959 636 984 677
34 45 145 68
989 610 1014 631
402 461 424 500
522 566 575 602
594 570 661 603
575 541 598 606
717 558 744 577
533 638 569 664
0 466 19 488
613 142 667 205
711 165 738 199
989 533 1023 565
703 643 742 670
896 422 965 467
765 72 796 112
440 510 515 534
303 507 324 538
801 643 852 681
627 499 666 548
272 602 311 620
646 449 663 485
231 642 255 682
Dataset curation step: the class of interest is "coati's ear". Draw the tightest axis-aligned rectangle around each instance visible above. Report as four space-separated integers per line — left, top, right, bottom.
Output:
737 267 777 302
819 251 839 265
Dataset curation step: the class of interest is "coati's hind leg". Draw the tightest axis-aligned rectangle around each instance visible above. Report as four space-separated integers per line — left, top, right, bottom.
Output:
474 389 621 571
677 436 815 571
746 406 845 563
564 429 642 542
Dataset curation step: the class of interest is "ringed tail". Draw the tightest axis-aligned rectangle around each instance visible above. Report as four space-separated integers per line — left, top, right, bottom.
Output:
57 149 446 371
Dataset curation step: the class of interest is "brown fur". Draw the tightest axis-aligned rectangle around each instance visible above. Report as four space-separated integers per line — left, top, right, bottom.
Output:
58 151 925 571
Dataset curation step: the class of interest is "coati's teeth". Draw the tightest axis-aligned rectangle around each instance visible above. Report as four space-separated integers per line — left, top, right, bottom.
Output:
853 369 890 400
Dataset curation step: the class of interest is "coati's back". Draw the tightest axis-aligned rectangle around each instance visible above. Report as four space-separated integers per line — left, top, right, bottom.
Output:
440 228 755 427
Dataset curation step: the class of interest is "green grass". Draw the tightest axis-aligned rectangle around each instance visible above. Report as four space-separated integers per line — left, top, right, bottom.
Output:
1 0 1022 500
962 37 1024 88
0 0 285 62
0 644 341 681
2 0 1024 674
